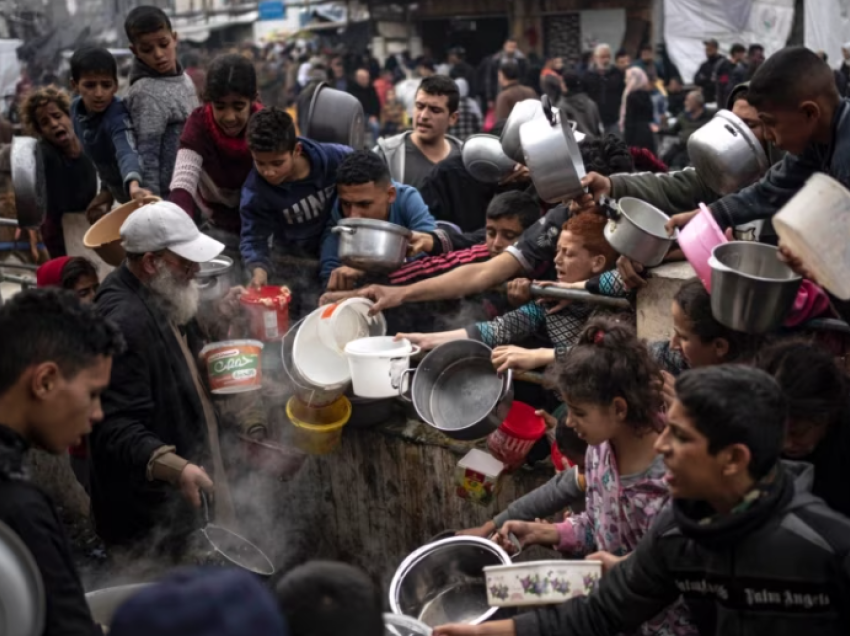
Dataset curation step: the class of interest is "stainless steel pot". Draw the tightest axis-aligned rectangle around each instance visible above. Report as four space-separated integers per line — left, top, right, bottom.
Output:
709 242 802 334
86 584 151 630
0 521 45 636
332 218 412 272
688 109 770 196
601 197 676 267
304 82 365 148
11 137 47 229
389 536 512 627
519 96 585 203
196 255 234 302
500 99 545 164
402 340 513 441
462 134 516 184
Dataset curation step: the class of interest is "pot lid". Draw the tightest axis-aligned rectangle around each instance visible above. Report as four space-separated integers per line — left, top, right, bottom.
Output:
338 218 413 237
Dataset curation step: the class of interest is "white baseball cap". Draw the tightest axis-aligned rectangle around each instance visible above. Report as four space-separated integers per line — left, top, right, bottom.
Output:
120 201 224 263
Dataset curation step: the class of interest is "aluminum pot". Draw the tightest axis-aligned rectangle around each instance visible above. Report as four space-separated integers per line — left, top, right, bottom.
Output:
499 99 545 164
197 255 233 302
389 536 512 627
401 340 513 441
86 584 151 630
462 134 516 184
601 197 676 267
332 218 412 272
11 136 47 229
688 109 770 196
0 520 45 636
519 96 585 203
304 82 365 149
709 242 802 334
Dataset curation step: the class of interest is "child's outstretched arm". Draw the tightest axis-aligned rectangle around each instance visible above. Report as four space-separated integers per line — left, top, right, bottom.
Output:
108 101 145 199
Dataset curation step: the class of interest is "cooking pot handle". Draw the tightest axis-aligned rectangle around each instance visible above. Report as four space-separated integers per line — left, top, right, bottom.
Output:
397 368 415 401
540 94 555 125
331 226 355 235
598 196 620 221
499 369 513 400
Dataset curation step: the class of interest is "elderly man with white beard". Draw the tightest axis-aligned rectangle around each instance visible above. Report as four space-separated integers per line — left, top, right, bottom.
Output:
90 201 242 557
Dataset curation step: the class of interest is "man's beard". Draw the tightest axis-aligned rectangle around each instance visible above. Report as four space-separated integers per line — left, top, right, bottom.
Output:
149 260 200 326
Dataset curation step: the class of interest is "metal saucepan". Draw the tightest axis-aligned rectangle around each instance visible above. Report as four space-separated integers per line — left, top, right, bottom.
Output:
601 196 676 267
304 82 365 149
389 536 512 627
709 242 802 334
519 95 586 203
199 492 275 577
688 109 770 196
332 218 412 272
11 137 47 229
401 340 513 441
462 134 516 184
0 521 45 636
196 255 234 303
499 99 545 164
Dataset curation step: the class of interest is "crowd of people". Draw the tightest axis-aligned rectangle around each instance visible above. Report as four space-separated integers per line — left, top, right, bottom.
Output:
4 5 850 636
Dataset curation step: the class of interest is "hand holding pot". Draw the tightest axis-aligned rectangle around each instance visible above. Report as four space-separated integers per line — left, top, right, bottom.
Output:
360 284 406 314
179 464 214 509
616 256 647 289
778 243 818 283
579 172 612 205
250 268 268 289
586 550 628 575
328 265 365 291
499 520 559 552
408 231 434 256
217 285 245 319
397 330 464 351
664 209 699 236
492 345 553 373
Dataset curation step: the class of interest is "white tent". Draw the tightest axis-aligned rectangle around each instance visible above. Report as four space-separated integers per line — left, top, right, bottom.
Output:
804 0 850 68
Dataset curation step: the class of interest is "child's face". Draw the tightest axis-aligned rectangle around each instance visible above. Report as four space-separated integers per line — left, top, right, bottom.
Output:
485 216 524 257
252 147 298 186
757 103 818 155
212 93 253 137
34 102 76 153
131 28 179 75
72 72 118 114
670 300 729 368
553 230 605 284
564 398 624 446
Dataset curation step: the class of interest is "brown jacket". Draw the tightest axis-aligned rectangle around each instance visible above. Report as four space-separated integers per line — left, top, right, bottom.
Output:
495 82 538 121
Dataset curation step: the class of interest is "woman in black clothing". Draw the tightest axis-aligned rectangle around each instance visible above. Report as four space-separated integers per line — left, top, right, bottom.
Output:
754 339 850 517
620 67 656 153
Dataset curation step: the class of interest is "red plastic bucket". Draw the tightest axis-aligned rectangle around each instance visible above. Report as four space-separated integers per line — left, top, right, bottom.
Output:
240 286 291 342
487 401 546 471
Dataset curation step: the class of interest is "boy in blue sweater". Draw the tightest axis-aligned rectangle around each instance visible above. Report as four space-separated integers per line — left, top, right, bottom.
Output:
321 150 436 290
241 107 352 290
70 46 148 220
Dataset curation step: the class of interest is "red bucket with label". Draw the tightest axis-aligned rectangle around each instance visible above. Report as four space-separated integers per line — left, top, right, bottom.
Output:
240 286 291 342
487 401 546 471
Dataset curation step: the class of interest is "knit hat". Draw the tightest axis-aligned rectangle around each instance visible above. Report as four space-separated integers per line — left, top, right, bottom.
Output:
110 568 288 636
36 256 71 288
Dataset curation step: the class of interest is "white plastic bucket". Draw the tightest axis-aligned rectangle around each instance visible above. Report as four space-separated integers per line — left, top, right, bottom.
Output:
344 337 420 399
773 173 850 300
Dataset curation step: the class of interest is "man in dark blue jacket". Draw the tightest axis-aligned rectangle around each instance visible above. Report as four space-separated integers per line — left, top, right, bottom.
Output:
240 107 351 303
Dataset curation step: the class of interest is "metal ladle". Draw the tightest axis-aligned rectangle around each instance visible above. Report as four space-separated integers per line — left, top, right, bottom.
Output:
199 491 275 577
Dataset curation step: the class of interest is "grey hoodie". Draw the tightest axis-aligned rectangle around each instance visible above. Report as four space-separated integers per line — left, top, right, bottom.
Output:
125 59 198 196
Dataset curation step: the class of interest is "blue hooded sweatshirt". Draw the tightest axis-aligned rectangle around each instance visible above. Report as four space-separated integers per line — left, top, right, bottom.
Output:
319 181 436 281
240 137 352 272
71 95 143 204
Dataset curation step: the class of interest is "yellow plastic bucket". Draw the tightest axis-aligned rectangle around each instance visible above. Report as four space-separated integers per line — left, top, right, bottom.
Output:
286 396 351 455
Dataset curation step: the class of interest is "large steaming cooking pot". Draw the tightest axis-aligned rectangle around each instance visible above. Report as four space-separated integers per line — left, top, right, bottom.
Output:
11 136 47 229
688 109 770 196
304 82 365 148
332 218 412 272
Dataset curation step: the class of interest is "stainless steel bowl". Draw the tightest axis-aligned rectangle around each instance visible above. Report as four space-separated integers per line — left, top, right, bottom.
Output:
332 218 412 272
389 537 512 627
0 521 45 636
462 135 516 184
86 584 151 630
197 255 234 302
710 242 802 334
500 99 544 164
688 109 770 196
602 197 676 267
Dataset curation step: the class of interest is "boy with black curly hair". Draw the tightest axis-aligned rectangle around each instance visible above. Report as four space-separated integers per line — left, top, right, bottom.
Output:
240 107 351 292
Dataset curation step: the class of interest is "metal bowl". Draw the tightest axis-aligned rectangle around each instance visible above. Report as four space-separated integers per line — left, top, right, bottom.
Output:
86 584 151 630
709 242 802 334
385 613 432 636
500 99 544 164
197 255 234 302
0 521 45 636
462 135 516 184
11 137 47 229
688 109 769 196
389 536 512 627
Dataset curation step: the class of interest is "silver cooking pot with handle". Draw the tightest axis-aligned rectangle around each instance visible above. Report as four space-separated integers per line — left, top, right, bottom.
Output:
600 196 676 267
500 99 545 164
196 255 234 303
332 218 412 272
400 340 513 441
519 95 586 203
11 136 47 229
304 82 365 148
0 520 45 636
688 109 770 196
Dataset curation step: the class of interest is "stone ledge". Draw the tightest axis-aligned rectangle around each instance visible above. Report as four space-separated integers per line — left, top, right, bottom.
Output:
636 260 696 342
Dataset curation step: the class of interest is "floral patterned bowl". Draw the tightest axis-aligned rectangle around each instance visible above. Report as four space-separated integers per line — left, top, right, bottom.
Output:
483 560 602 607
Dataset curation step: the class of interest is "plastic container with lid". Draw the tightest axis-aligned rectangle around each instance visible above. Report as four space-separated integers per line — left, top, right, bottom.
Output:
487 401 546 471
200 340 264 394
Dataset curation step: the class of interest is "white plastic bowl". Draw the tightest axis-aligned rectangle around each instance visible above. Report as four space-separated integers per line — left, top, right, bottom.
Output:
345 337 420 398
292 307 351 387
483 560 602 607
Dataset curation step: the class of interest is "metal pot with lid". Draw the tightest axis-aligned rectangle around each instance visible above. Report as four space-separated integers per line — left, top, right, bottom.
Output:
11 137 47 229
332 218 412 272
304 82 365 148
600 196 676 268
688 109 770 196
